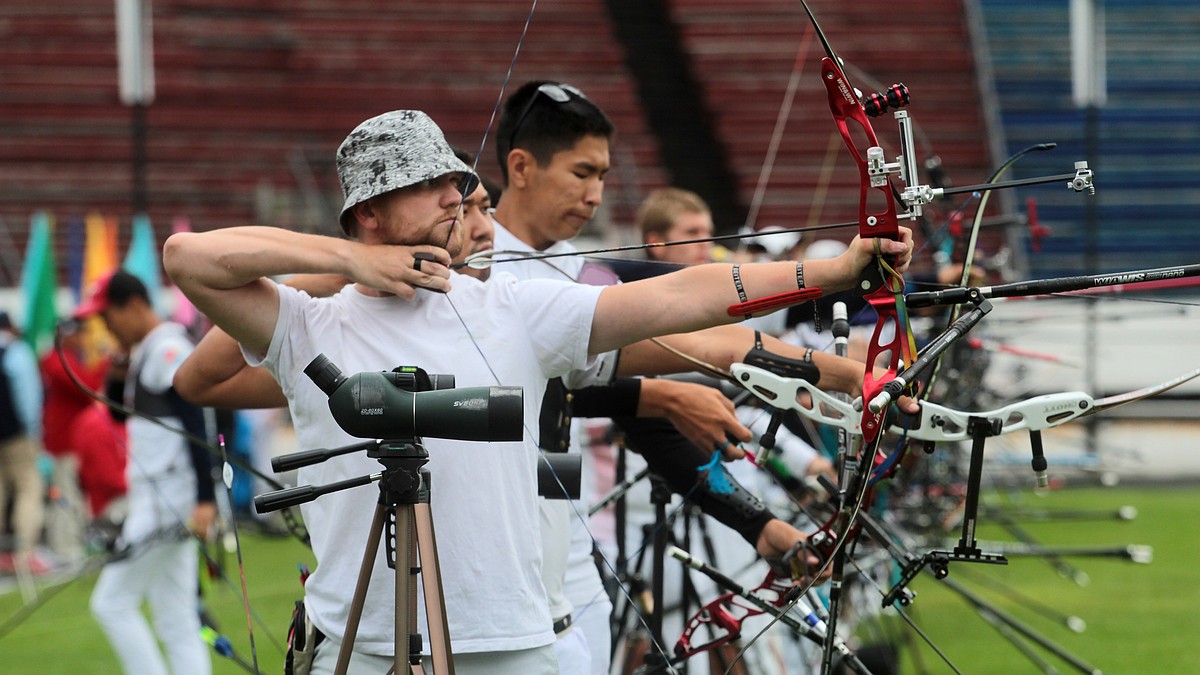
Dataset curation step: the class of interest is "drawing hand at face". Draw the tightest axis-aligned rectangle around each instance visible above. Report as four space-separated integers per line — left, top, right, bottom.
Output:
347 243 453 299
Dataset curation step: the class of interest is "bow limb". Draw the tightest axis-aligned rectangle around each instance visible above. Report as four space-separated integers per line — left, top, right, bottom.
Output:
921 143 1060 401
673 592 756 663
669 547 870 670
1087 365 1200 413
733 362 1200 442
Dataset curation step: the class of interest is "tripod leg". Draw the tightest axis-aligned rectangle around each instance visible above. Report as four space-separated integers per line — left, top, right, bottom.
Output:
404 510 427 675
393 505 414 675
337 503 389 675
415 502 454 674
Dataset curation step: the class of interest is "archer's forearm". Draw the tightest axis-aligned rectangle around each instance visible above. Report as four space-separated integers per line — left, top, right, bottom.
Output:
164 227 358 292
174 327 287 409
591 262 799 354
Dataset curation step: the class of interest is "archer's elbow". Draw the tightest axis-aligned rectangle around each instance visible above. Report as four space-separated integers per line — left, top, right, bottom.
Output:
172 360 211 407
163 232 199 288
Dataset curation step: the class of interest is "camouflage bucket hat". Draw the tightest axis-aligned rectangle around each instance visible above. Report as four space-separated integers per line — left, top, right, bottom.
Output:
336 110 472 234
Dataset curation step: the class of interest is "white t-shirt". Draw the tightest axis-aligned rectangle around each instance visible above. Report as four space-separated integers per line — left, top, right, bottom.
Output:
492 218 584 282
250 273 603 655
492 219 613 622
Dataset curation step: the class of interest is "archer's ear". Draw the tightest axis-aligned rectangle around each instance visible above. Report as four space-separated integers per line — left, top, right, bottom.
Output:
506 149 536 189
351 199 380 235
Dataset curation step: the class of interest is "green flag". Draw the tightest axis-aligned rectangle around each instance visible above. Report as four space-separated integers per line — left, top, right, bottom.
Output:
20 210 59 354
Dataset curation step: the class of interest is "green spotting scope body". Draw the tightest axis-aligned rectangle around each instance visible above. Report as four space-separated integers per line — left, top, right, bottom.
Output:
305 354 524 442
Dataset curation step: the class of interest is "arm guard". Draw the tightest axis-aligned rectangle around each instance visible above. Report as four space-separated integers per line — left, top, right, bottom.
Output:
612 416 774 546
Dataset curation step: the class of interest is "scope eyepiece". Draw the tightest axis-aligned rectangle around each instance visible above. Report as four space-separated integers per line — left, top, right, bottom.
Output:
305 354 347 396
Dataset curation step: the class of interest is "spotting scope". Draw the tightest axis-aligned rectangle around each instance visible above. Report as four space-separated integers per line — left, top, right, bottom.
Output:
304 354 523 442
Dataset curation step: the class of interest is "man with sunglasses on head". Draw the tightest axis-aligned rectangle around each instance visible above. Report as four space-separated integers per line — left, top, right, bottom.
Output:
166 107 913 674
493 81 761 675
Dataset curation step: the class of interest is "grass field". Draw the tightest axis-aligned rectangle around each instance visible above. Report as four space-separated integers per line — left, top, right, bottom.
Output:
0 485 1196 673
894 484 1200 674
0 531 314 674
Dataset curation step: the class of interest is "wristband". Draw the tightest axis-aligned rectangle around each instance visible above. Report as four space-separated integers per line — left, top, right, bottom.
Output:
731 264 749 303
731 264 750 318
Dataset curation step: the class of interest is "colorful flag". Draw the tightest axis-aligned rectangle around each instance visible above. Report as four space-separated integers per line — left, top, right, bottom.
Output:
19 211 59 354
82 212 119 293
79 212 120 364
123 212 162 315
65 214 85 304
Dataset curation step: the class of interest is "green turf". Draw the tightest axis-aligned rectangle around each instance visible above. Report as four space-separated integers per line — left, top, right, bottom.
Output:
1 486 1196 673
892 485 1200 674
0 532 314 674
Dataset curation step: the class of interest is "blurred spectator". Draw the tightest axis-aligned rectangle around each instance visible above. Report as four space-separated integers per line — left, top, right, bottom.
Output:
40 317 110 563
638 187 715 266
0 310 47 575
69 401 127 522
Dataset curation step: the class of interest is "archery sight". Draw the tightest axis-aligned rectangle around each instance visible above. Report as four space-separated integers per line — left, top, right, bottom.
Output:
866 107 1096 220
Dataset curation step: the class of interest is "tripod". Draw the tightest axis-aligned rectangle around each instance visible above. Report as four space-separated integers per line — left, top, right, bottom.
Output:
256 439 454 675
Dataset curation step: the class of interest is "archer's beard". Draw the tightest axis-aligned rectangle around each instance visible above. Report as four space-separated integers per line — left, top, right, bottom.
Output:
440 222 465 258
390 219 462 257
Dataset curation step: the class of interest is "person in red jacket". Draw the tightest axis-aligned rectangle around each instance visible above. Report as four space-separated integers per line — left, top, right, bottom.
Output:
68 401 127 521
39 318 111 563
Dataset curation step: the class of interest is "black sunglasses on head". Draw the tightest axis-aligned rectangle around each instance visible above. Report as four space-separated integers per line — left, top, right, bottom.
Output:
506 83 587 153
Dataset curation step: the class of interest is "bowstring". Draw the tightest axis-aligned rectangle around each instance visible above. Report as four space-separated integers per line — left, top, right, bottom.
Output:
738 19 817 246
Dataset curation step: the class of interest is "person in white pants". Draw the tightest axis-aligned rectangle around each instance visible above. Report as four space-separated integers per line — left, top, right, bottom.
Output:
78 270 216 675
